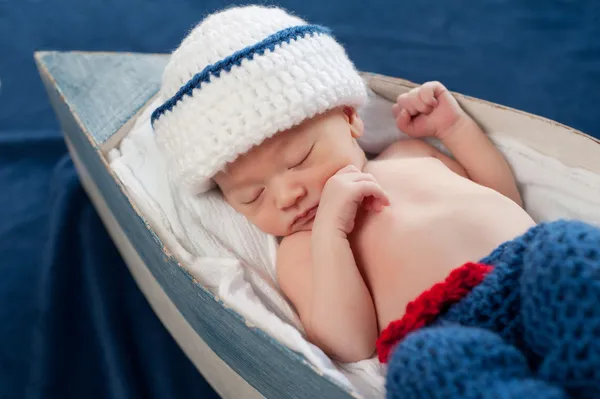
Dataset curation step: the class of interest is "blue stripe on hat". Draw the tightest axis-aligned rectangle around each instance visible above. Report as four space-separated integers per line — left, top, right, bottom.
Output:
151 24 331 125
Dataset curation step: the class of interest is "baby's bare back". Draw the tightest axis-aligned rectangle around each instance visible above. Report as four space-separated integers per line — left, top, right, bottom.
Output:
349 157 535 331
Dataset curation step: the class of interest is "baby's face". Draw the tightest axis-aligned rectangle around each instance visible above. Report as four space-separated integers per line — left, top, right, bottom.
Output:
214 107 366 237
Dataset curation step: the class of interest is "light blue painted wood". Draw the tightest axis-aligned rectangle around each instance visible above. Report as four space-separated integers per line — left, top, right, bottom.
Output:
38 51 168 145
35 51 354 399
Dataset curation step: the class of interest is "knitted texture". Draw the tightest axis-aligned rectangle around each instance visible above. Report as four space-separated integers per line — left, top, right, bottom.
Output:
377 262 493 363
152 6 367 193
385 220 600 399
437 224 542 348
387 326 569 399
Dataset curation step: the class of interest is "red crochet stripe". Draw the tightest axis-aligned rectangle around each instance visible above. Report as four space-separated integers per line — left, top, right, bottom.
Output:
376 262 493 363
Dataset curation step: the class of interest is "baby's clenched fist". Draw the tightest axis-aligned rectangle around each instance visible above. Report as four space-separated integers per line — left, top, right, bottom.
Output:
314 165 390 238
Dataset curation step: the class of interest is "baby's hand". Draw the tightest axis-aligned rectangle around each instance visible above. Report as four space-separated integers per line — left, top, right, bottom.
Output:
314 165 390 238
393 81 468 140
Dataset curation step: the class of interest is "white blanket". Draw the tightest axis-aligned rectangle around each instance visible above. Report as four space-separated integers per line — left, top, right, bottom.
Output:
109 91 600 399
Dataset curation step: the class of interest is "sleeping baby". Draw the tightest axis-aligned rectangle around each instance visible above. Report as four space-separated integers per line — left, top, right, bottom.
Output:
152 5 600 399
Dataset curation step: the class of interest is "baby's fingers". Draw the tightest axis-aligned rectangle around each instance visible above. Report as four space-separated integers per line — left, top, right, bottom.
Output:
396 108 413 133
362 196 374 211
408 88 433 114
355 181 391 207
336 164 361 175
370 198 384 212
363 196 385 212
419 82 439 107
395 92 418 116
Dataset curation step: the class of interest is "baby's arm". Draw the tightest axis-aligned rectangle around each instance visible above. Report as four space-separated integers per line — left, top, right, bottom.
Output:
277 230 377 363
394 82 523 207
439 116 523 207
277 166 387 363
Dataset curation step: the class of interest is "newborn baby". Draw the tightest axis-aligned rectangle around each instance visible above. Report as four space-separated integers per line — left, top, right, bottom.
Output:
153 5 600 399
214 82 534 361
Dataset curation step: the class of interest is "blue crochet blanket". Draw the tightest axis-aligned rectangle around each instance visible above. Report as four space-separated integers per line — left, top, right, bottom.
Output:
384 220 600 399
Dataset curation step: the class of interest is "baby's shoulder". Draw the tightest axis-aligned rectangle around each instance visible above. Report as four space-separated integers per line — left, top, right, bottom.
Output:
374 139 438 161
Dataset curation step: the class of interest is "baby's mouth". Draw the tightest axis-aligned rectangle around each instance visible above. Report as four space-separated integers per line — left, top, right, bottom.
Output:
293 205 318 228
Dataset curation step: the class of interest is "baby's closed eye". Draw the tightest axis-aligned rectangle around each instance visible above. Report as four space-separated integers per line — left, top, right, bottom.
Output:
289 143 315 169
241 188 264 205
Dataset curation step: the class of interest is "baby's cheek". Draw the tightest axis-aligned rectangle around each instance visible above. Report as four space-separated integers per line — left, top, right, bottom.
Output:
312 159 336 181
320 158 354 185
254 207 285 236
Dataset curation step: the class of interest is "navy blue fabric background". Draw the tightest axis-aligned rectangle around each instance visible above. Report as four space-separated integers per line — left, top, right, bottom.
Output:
0 1 598 398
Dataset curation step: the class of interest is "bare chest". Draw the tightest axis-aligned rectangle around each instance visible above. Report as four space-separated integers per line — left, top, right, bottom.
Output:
348 159 534 328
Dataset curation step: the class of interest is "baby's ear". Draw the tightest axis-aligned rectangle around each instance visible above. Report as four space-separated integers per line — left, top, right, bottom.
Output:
343 106 364 138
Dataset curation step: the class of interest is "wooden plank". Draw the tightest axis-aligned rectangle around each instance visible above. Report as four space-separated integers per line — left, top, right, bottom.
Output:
35 51 168 145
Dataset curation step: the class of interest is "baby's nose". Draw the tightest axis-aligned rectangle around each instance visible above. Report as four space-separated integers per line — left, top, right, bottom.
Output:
275 181 306 210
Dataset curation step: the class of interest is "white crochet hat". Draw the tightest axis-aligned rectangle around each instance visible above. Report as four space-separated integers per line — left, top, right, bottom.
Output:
152 5 368 193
